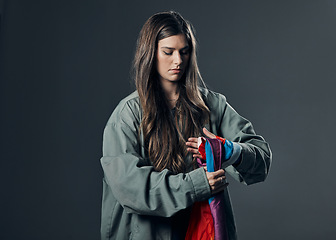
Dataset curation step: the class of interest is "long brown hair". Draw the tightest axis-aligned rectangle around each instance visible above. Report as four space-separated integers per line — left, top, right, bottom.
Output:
133 11 209 173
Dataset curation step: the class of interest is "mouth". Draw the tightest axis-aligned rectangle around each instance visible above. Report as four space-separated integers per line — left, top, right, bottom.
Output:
170 69 183 74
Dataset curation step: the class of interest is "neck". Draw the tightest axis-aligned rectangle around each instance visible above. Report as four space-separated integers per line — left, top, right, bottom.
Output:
160 80 180 101
159 80 180 109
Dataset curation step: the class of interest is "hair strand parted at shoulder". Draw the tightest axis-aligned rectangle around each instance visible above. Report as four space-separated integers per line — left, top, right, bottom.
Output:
133 11 209 173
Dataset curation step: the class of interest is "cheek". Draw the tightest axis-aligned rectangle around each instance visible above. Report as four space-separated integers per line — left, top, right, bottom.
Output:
156 54 162 70
156 56 167 76
157 55 169 70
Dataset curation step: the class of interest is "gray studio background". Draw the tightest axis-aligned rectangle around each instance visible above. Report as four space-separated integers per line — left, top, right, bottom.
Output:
1 0 335 239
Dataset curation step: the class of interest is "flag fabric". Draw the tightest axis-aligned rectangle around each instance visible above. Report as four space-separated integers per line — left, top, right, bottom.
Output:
185 138 230 240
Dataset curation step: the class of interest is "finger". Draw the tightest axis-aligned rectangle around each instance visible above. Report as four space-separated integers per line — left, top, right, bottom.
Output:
203 127 216 139
209 181 229 194
212 169 225 178
186 142 199 149
205 169 225 180
215 173 226 181
206 171 222 185
186 148 199 154
215 176 226 186
212 182 229 191
209 174 229 194
193 154 202 158
212 183 229 194
206 171 226 189
187 137 199 143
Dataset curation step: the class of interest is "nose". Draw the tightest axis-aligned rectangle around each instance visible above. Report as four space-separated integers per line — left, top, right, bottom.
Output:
173 52 183 66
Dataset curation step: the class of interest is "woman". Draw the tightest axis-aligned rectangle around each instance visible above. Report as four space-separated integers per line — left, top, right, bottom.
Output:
100 11 271 240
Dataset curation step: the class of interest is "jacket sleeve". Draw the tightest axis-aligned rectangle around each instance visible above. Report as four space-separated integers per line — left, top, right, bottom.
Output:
100 102 211 217
215 96 272 185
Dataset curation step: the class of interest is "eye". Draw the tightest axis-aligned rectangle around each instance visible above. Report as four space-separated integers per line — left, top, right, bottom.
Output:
180 49 190 55
163 51 173 55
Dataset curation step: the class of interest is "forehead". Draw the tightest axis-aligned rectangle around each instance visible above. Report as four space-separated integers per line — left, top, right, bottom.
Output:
158 34 189 48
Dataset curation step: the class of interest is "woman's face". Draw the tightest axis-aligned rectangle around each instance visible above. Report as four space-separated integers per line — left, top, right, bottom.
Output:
156 33 190 84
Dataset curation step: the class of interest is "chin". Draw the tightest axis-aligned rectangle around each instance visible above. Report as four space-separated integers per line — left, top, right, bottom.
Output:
170 74 184 81
164 76 180 82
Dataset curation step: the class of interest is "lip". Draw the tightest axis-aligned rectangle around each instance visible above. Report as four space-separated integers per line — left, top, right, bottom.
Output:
170 69 182 74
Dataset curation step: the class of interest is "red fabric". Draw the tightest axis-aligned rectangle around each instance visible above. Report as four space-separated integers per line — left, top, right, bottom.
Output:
198 138 207 160
215 135 226 145
185 201 215 240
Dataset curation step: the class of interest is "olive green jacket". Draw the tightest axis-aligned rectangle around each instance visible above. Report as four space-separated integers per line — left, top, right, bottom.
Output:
100 88 272 240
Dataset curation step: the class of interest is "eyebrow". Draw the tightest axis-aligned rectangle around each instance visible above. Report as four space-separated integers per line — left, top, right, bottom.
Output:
161 46 189 50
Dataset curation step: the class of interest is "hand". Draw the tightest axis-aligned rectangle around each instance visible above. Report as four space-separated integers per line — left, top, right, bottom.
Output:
205 168 228 194
186 137 202 158
186 128 216 158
